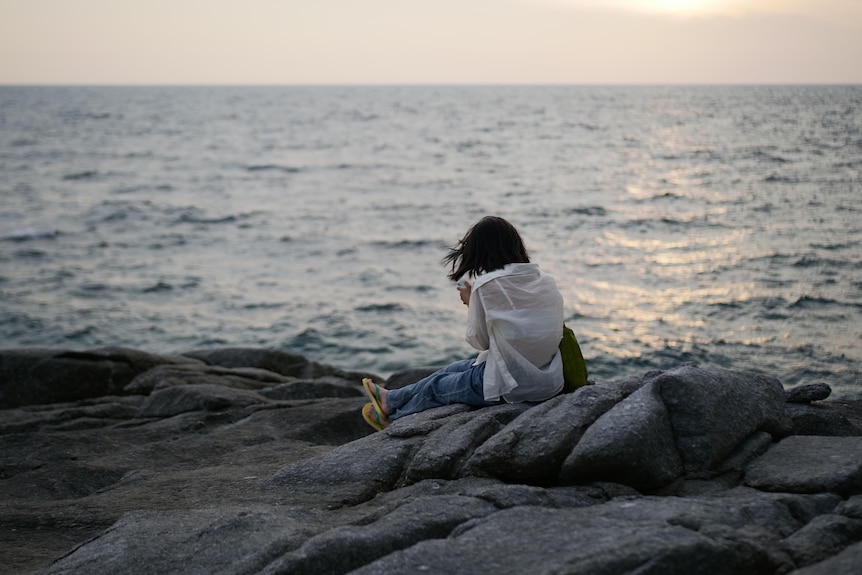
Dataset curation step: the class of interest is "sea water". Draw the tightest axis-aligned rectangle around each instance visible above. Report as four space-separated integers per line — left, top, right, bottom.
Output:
1 85 860 397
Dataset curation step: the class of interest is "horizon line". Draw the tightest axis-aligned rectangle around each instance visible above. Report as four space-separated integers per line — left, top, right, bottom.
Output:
2 81 861 88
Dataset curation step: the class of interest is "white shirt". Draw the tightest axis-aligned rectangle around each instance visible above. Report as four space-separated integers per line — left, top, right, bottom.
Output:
465 262 564 402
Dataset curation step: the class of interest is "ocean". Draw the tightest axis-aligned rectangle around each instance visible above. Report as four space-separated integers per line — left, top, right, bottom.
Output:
1 85 860 397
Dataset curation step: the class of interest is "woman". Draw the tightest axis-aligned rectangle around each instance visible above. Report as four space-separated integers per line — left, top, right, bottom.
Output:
362 215 565 430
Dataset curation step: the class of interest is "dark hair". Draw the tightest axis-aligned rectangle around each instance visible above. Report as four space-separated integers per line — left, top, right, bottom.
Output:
443 216 530 281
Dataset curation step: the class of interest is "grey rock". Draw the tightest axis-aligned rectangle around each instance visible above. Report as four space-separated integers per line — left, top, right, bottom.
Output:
268 430 424 506
41 506 316 575
259 377 363 401
351 498 799 575
745 436 862 495
782 513 862 568
183 347 377 382
257 495 497 575
560 380 685 490
0 395 144 434
789 540 862 575
786 382 832 403
45 480 840 575
5 350 862 575
402 403 526 484
655 364 792 474
0 347 194 408
136 383 274 418
835 495 862 519
270 365 825 497
786 403 862 436
715 431 775 474
577 487 839 539
125 363 290 394
466 383 632 483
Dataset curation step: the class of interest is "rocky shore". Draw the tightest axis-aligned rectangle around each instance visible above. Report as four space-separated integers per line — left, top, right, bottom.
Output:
1 347 861 574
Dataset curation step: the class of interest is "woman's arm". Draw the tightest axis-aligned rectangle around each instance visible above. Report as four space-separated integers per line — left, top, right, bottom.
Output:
465 287 489 351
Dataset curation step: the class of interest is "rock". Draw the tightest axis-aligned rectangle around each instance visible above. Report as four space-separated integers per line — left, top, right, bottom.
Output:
40 506 315 575
822 400 862 433
125 363 291 394
402 404 527 484
39 480 841 575
744 436 862 495
266 403 531 506
269 427 425 506
257 494 498 575
789 540 862 575
4 349 862 575
786 403 862 436
715 431 775 474
357 507 745 575
835 495 862 519
259 377 363 401
0 395 144 434
349 490 835 575
182 347 377 382
136 384 274 418
466 383 632 483
654 364 792 474
267 364 821 497
0 347 195 408
782 514 862 568
786 382 832 403
560 380 685 490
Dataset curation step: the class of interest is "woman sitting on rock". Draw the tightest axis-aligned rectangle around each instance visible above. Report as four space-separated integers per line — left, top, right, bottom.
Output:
362 215 565 430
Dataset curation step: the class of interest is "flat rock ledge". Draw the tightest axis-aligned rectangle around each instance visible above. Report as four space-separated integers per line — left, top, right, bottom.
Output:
1 348 861 575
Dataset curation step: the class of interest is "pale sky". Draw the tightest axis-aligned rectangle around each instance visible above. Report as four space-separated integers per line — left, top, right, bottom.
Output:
1 0 860 84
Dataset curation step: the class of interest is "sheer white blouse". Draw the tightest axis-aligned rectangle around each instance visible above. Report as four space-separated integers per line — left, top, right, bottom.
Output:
465 262 564 402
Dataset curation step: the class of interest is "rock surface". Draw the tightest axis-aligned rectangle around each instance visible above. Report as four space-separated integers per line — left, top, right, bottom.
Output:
1 347 861 574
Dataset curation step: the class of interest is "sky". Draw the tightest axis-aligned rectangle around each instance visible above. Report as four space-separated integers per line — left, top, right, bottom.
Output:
1 0 860 84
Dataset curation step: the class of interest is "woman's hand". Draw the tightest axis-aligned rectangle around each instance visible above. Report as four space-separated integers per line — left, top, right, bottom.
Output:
457 281 472 306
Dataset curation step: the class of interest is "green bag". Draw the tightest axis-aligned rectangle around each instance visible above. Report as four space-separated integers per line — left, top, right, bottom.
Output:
559 324 588 393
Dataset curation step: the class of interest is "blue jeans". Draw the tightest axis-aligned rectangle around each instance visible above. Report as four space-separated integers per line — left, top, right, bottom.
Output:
386 359 498 421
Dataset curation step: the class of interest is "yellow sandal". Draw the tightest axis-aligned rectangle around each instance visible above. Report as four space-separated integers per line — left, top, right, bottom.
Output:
361 402 387 431
362 378 388 421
